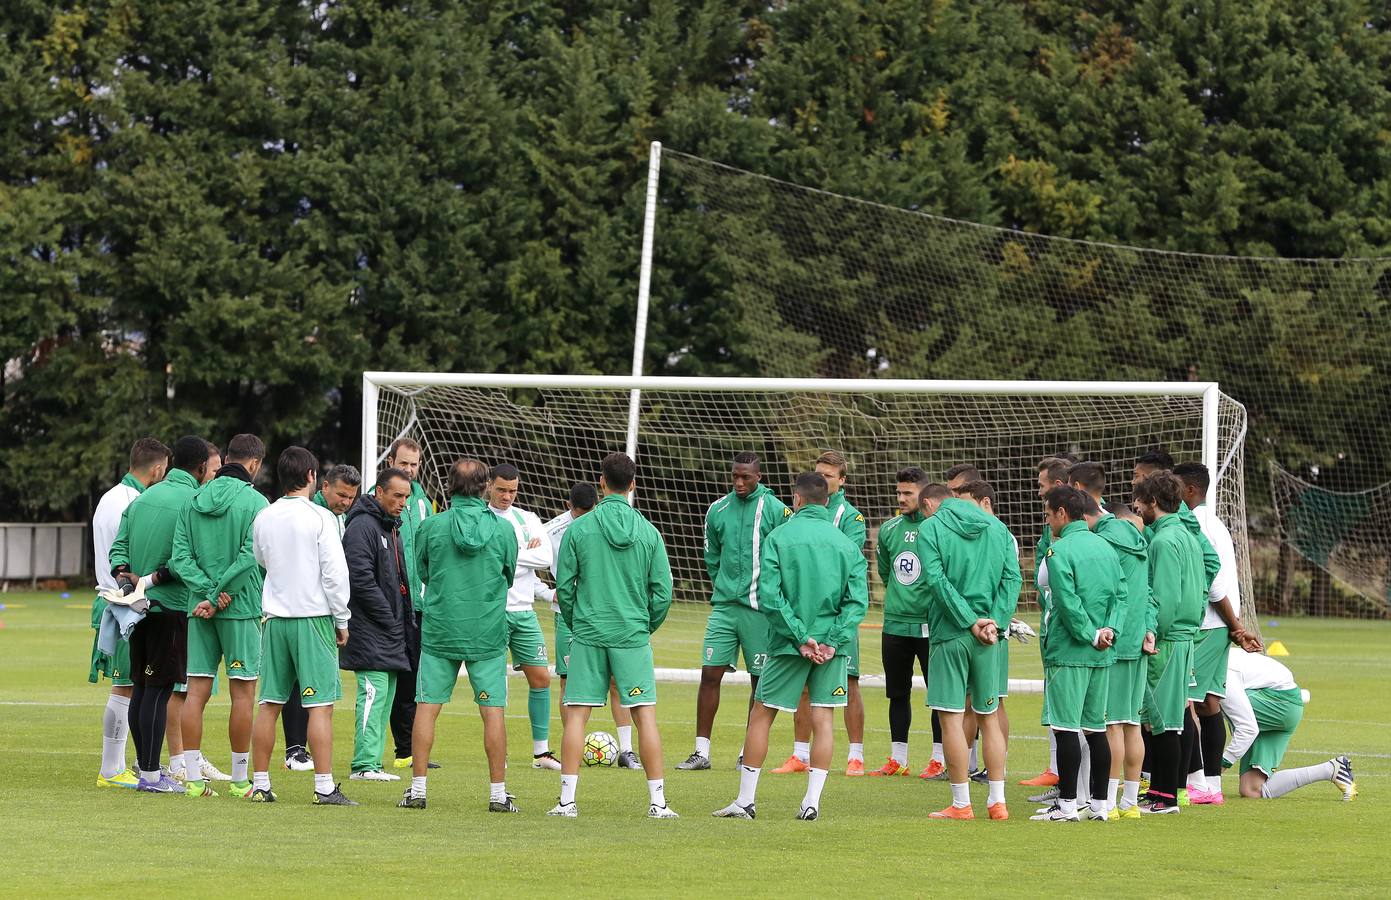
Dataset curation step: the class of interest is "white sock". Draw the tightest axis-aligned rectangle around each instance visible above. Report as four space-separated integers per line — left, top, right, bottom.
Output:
533 740 549 756
890 741 909 766
987 779 1005 806
100 694 131 778
560 773 578 805
1090 797 1108 816
1077 737 1091 803
802 768 828 810
411 775 427 798
253 771 271 792
314 772 334 795
793 741 810 764
617 726 633 753
1108 777 1120 810
1209 773 1221 794
169 752 185 775
736 765 761 807
695 736 711 759
141 768 161 784
1261 760 1336 799
185 749 203 782
231 752 249 783
1188 768 1205 791
1058 797 1078 815
647 778 666 807
1048 730 1058 772
931 742 944 765
490 781 507 802
1121 780 1140 808
968 740 978 771
950 781 970 809
847 742 864 763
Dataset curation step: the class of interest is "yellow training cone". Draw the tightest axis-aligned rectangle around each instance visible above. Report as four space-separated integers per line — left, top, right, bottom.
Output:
1267 640 1290 657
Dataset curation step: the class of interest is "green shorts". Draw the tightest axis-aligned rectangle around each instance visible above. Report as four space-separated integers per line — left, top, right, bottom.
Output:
89 633 134 687
565 641 655 707
506 610 548 669
1189 627 1229 701
844 630 860 678
258 616 342 708
554 612 571 678
702 603 770 676
1240 686 1305 775
1144 639 1195 733
757 653 848 712
1106 657 1146 725
416 651 507 707
927 634 1001 715
997 638 1010 698
187 616 262 680
1044 665 1110 732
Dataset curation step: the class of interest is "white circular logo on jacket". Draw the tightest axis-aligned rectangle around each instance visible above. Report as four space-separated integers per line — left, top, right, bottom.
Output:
894 551 921 585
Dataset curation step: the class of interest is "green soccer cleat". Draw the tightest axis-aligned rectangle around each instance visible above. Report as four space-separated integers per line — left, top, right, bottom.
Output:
227 780 254 799
1176 788 1190 807
97 769 140 790
184 779 218 798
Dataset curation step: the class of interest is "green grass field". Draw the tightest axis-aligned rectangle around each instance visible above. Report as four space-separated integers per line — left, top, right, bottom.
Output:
1 592 1387 897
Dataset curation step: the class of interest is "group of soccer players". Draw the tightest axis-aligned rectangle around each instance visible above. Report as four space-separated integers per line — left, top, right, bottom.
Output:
88 434 1356 819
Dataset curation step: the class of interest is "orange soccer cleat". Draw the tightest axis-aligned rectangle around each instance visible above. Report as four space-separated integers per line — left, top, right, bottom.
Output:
1017 769 1059 787
770 755 810 774
867 759 911 777
918 760 946 780
845 759 865 776
987 802 1009 820
929 804 975 820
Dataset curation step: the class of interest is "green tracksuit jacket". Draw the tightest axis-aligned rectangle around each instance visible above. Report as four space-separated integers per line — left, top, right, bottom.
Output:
756 504 868 655
919 498 1023 645
415 495 516 660
555 494 673 648
704 483 790 609
1143 501 1220 594
828 489 867 550
1093 513 1154 659
1041 520 1124 667
1146 512 1207 642
108 467 201 613
169 471 269 619
397 480 434 604
876 510 931 637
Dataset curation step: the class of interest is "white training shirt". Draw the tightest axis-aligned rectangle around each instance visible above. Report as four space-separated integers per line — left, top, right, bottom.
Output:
1220 648 1298 765
490 504 553 613
253 496 351 627
1192 503 1241 629
92 479 142 592
533 510 573 611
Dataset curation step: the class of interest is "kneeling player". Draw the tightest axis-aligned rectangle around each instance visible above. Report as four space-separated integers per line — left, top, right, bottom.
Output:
1221 647 1355 801
714 473 867 820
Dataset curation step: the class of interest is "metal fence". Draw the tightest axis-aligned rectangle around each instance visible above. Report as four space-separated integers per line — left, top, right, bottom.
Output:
0 523 89 588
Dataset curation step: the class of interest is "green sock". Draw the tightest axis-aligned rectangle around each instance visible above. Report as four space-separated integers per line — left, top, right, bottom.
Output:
528 687 550 742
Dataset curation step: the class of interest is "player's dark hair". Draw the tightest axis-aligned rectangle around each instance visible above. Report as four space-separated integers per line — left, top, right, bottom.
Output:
896 466 926 484
1043 485 1087 520
1067 461 1106 495
1038 456 1071 484
1133 472 1183 513
1136 448 1174 470
225 433 265 464
1081 493 1101 516
205 440 221 460
943 463 982 483
1173 461 1210 493
732 451 760 469
1104 499 1137 519
276 446 318 493
816 450 848 478
448 458 489 497
129 438 170 472
489 463 520 482
324 463 361 487
958 479 995 506
171 435 208 472
601 452 636 493
794 472 829 505
918 482 951 504
569 482 598 511
376 467 411 492
387 437 422 461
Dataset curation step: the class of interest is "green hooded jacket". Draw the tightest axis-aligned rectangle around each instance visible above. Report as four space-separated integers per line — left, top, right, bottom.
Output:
1146 512 1207 642
556 494 673 648
828 489 867 550
876 510 931 637
919 498 1023 645
169 471 269 619
1144 501 1220 594
397 480 435 606
108 467 201 613
756 504 868 655
415 494 517 660
1093 513 1154 659
1042 520 1124 667
703 483 790 609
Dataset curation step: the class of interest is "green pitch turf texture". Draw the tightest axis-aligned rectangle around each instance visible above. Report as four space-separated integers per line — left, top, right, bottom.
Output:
1 593 1386 897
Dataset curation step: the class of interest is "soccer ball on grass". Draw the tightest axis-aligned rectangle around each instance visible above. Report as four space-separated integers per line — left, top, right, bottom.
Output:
583 731 619 767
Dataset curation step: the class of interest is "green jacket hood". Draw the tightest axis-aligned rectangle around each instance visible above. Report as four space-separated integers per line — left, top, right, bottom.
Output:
593 494 640 549
1095 514 1147 559
447 495 495 553
933 498 992 540
193 475 251 516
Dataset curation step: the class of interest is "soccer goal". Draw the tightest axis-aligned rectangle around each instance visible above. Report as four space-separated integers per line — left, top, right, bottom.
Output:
362 372 1253 628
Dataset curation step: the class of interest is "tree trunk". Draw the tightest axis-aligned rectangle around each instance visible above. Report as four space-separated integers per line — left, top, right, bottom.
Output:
1276 541 1299 616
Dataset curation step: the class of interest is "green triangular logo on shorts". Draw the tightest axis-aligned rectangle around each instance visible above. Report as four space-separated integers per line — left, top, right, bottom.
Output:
832 686 846 697
628 686 644 697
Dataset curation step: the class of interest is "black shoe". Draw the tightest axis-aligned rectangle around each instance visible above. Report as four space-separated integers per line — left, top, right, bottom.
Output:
616 750 643 769
398 789 426 809
969 768 989 785
284 747 313 771
427 760 441 770
796 806 819 820
312 784 358 806
489 794 520 813
248 787 277 803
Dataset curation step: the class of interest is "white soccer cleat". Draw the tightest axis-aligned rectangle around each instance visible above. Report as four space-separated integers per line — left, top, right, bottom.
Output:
712 801 755 819
547 801 578 818
647 803 680 819
796 806 818 821
200 759 233 782
348 770 401 781
532 751 562 771
1029 804 1080 822
1083 807 1110 822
